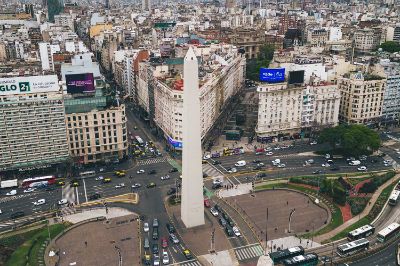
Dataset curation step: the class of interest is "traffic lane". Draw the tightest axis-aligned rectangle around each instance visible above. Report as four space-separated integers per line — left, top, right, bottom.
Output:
350 239 398 266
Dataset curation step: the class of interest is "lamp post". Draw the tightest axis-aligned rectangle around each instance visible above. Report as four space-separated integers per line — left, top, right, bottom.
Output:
288 208 296 233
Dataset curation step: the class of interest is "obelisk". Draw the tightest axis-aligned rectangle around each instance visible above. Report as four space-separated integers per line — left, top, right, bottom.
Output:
181 47 205 228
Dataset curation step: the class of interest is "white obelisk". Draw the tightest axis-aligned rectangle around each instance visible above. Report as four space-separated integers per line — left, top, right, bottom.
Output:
181 47 205 228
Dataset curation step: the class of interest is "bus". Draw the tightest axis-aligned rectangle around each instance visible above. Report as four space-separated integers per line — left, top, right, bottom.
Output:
347 224 375 241
283 253 319 266
397 243 400 266
269 246 304 264
21 176 56 188
337 238 369 257
389 190 400 206
377 222 400 243
135 136 144 146
79 171 96 178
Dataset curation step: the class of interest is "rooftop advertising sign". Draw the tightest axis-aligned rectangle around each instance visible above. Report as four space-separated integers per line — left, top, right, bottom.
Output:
0 75 59 96
259 68 285 83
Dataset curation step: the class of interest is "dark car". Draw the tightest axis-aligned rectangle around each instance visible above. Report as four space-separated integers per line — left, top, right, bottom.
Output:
225 226 234 236
203 172 208 178
152 243 159 254
212 160 221 165
212 183 222 190
152 228 159 240
222 212 229 221
169 168 178 173
219 217 227 227
88 193 101 201
252 159 261 163
256 172 267 178
10 211 25 220
166 223 175 234
227 218 235 227
147 182 156 188
167 187 177 195
214 204 221 212
312 170 322 174
149 170 157 175
253 166 262 171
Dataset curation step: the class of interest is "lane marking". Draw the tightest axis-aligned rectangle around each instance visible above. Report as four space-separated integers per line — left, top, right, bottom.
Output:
83 179 88 203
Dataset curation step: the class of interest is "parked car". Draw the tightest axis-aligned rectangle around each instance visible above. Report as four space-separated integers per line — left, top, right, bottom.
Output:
167 187 176 195
162 251 170 265
210 207 218 217
169 233 179 244
204 198 211 208
166 223 175 234
152 243 159 254
161 237 168 248
152 228 159 240
169 168 178 173
232 226 241 237
225 226 234 236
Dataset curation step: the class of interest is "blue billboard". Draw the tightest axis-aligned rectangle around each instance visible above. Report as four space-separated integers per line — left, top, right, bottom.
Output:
259 68 285 83
168 137 182 149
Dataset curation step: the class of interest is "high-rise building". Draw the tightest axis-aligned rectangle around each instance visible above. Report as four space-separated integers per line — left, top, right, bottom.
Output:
47 0 63 22
225 0 236 8
379 60 400 125
0 75 69 172
142 0 151 11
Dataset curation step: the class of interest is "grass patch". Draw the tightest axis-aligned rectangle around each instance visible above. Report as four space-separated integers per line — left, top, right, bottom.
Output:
329 217 372 242
367 181 397 221
5 223 67 266
346 176 372 186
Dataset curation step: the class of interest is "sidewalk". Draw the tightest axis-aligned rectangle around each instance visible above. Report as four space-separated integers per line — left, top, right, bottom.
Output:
314 173 399 243
62 207 134 224
218 183 252 198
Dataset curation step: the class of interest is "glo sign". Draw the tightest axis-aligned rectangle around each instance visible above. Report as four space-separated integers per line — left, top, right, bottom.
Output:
259 68 285 83
168 137 182 149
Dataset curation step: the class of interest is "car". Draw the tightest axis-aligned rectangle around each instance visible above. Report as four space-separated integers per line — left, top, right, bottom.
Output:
153 228 159 240
312 170 322 174
210 207 218 217
153 254 160 266
265 152 273 156
169 233 179 244
132 183 141 189
235 160 246 167
204 198 211 208
99 168 105 172
58 199 68 205
183 249 193 260
0 209 2 214
310 141 317 145
357 166 367 171
143 222 150 232
57 181 65 186
252 159 261 163
143 254 151 265
232 226 241 237
152 243 159 254
225 226 234 236
167 187 176 195
169 168 178 173
322 163 330 167
274 146 281 150
320 256 331 263
347 157 356 162
212 160 221 165
227 218 235 227
33 199 46 206
213 178 222 185
162 251 170 265
153 218 159 228
95 176 104 181
306 159 314 164
214 204 221 212
6 190 17 196
88 193 101 200
359 155 367 161
203 154 211 160
137 169 145 174
257 163 264 167
253 166 262 171
265 147 273 152
325 154 331 159
102 178 111 183
10 211 25 219
272 159 281 166
277 163 286 168
147 182 156 188
160 175 170 180
256 172 267 178
166 223 176 233
161 237 168 248
149 170 157 175
255 152 263 155
219 217 227 227
227 167 237 173
115 183 125 189
202 160 208 164
212 183 222 189
23 188 36 193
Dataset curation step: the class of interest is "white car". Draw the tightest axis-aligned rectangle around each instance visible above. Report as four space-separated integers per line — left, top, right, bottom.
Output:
213 179 222 185
210 207 218 217
310 141 317 145
357 166 367 171
235 160 246 167
232 226 241 237
33 199 46 206
322 163 330 167
132 183 141 189
58 199 68 205
161 175 170 180
265 152 273 156
6 190 17 196
0 209 2 214
23 188 36 193
143 222 149 232
99 168 105 172
277 163 286 168
203 154 211 160
257 163 264 167
115 183 125 189
265 147 273 152
228 167 237 173
274 146 281 150
153 254 160 266
162 251 170 265
137 169 145 174
95 176 104 181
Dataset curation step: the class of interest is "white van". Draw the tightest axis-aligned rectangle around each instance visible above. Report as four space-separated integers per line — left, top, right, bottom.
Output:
235 160 246 167
33 199 46 206
349 160 361 166
272 159 281 166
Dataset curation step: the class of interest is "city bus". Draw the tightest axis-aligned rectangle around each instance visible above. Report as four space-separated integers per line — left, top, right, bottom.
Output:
347 224 375 241
283 253 319 266
79 171 96 178
377 222 400 243
269 246 304 264
135 136 144 146
396 243 400 266
21 176 56 188
337 238 369 257
389 190 400 206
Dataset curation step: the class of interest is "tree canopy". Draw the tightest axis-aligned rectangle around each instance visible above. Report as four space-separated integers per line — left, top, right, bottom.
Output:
246 44 275 81
318 125 381 157
379 41 400 53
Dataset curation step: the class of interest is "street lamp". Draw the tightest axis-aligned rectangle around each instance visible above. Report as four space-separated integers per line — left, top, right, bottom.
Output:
288 208 296 233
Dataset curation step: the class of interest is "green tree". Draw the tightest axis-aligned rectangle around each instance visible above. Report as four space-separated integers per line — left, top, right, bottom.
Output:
379 41 400 53
246 44 275 81
319 125 380 157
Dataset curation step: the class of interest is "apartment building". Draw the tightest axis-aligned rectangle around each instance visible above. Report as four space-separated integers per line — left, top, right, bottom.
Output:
0 75 69 171
54 14 75 31
39 42 61 71
354 28 380 52
338 72 386 125
379 60 400 125
307 29 328 47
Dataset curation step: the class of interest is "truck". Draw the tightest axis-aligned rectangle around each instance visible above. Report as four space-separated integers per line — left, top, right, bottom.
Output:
0 179 18 189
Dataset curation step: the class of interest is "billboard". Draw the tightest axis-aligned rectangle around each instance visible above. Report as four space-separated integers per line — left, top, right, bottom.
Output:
288 70 305 84
168 137 182 149
259 68 285 83
0 75 59 96
65 73 95 94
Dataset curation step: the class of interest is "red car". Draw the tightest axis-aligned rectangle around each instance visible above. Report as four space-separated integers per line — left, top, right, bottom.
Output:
204 198 211 208
161 237 168 248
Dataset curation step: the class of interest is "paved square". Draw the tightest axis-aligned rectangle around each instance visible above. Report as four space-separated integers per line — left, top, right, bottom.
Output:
56 214 140 266
229 190 329 241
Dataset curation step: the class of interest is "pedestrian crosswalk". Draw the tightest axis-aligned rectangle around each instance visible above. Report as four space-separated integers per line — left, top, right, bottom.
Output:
137 157 167 166
234 244 264 261
61 206 76 217
62 185 76 204
203 164 224 178
177 260 202 266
